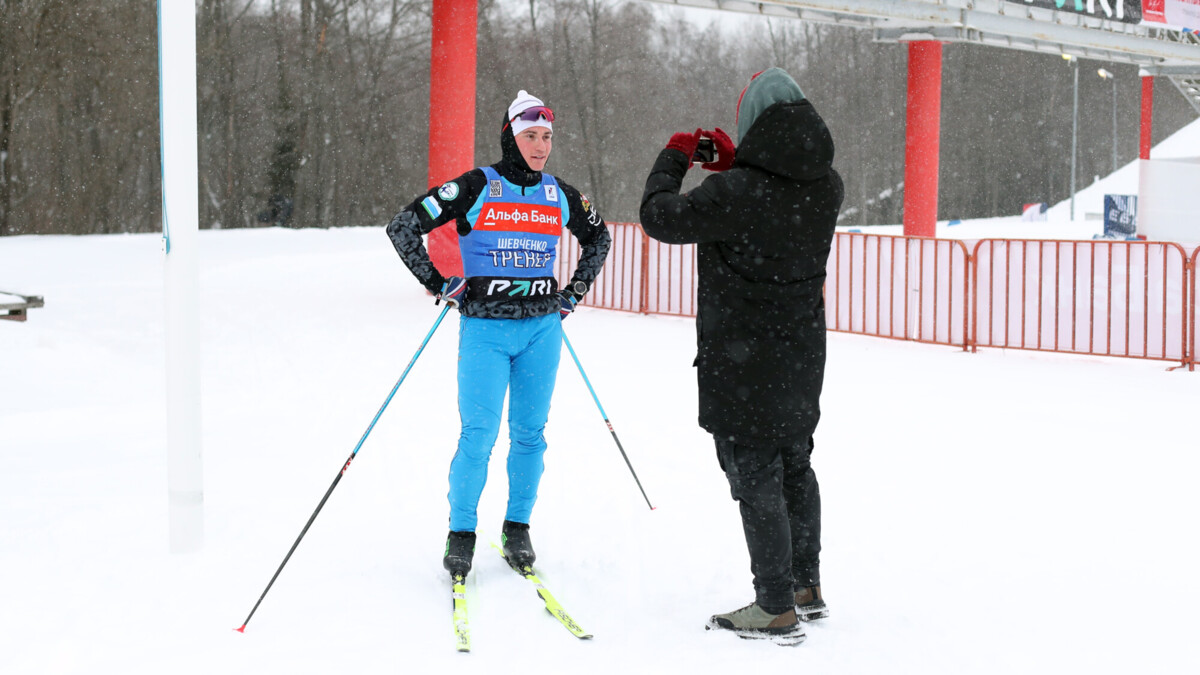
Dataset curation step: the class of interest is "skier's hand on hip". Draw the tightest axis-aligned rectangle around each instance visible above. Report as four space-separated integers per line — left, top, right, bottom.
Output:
437 276 467 307
557 291 577 319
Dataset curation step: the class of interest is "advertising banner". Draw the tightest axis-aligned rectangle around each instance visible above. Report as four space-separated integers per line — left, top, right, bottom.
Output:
1104 195 1138 238
1006 0 1142 23
1164 0 1200 26
1140 0 1199 24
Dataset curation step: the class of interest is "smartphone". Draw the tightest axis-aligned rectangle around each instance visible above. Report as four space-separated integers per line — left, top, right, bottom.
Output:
692 138 716 163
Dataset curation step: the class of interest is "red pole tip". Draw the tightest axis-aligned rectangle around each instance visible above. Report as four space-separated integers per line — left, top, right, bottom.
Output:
234 625 246 633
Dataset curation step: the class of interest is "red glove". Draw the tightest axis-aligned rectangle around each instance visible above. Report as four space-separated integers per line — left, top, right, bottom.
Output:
700 128 735 172
665 129 703 168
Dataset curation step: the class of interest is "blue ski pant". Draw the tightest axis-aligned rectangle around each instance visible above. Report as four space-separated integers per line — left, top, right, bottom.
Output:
448 313 562 532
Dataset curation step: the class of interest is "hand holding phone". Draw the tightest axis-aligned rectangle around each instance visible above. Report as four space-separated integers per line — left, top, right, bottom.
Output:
698 129 735 172
665 129 704 166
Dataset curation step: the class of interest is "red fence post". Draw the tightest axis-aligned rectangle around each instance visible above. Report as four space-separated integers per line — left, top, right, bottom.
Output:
639 224 651 315
960 244 972 352
1189 247 1197 371
970 241 983 353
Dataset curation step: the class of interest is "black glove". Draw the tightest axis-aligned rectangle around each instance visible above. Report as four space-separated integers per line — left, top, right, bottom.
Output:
557 291 577 319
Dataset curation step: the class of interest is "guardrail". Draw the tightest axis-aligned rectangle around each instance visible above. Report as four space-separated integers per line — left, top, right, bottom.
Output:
972 239 1190 365
556 224 1197 369
827 233 970 348
556 222 698 316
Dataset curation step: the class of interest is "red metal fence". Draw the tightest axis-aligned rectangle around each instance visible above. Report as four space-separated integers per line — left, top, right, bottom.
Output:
556 224 1197 369
826 233 971 348
972 239 1190 364
556 222 697 316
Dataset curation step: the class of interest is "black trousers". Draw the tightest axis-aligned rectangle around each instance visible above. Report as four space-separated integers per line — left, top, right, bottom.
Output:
715 436 822 612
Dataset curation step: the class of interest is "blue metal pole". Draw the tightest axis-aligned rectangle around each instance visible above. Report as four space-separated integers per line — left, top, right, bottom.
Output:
348 304 452 460
562 330 654 510
236 304 451 632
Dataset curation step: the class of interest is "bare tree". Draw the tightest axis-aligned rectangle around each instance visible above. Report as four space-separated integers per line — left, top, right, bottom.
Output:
1 0 66 235
1 0 1195 235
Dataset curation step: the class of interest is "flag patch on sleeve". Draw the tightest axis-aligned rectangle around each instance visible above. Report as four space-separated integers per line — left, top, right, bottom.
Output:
421 195 443 219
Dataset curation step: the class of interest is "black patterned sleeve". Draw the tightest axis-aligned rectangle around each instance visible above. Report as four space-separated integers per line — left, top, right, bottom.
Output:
385 170 486 294
386 209 445 294
558 181 612 300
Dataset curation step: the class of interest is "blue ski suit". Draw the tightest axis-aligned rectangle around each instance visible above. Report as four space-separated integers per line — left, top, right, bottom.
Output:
387 125 611 532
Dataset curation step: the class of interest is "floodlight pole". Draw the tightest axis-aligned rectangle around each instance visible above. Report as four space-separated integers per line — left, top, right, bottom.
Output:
1098 68 1118 174
1109 76 1118 173
1066 55 1079 221
1108 81 1118 171
1139 75 1154 160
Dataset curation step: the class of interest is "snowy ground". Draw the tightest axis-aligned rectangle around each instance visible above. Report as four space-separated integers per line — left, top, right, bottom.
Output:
1 225 1197 674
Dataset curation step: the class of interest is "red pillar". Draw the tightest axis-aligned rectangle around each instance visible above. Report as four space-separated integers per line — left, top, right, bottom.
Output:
427 0 477 277
1139 75 1154 160
903 41 942 238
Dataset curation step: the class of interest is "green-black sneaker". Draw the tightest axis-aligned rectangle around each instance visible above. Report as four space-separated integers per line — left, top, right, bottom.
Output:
705 602 806 646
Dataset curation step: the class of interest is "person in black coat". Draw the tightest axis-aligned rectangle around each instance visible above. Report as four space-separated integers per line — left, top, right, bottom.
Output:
640 67 843 643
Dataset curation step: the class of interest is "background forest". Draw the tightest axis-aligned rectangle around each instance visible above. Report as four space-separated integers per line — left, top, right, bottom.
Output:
1 0 1196 236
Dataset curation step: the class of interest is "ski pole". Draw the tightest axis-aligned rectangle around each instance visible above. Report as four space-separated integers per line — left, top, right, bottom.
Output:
235 304 452 632
561 330 655 510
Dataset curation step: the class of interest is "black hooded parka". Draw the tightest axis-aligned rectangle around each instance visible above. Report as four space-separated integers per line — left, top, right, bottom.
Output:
639 99 844 446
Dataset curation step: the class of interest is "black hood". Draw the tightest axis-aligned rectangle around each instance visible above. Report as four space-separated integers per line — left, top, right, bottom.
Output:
496 111 542 188
734 100 834 182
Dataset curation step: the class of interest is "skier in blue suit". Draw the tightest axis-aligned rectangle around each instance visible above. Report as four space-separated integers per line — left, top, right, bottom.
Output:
387 90 611 578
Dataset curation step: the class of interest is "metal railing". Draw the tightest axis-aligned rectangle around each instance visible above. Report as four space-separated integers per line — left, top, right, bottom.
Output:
557 222 697 316
827 233 970 348
972 239 1191 364
556 225 1197 369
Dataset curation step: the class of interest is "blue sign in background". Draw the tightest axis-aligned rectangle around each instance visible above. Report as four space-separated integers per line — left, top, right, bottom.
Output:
1104 194 1138 238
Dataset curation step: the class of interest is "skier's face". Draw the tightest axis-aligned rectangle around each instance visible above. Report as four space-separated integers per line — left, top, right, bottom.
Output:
515 127 553 171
